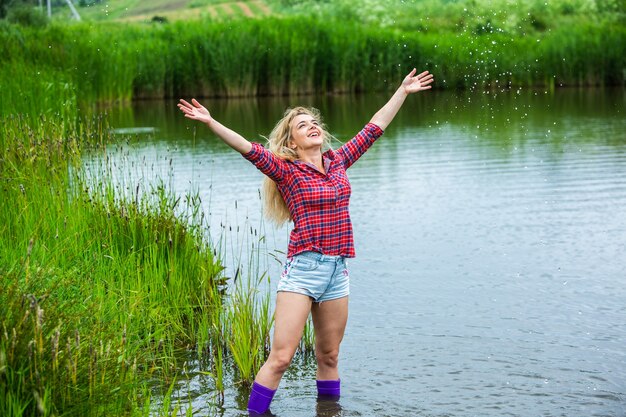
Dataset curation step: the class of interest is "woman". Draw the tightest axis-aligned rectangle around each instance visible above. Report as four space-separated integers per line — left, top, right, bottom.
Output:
178 68 434 414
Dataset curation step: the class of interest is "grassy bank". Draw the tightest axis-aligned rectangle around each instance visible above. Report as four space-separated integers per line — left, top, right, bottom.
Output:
0 72 279 416
1 16 624 102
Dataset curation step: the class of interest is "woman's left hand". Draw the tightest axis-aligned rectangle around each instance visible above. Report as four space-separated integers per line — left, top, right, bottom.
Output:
402 69 434 94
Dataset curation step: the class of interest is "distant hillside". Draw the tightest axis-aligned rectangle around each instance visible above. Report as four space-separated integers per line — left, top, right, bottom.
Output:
55 0 272 22
51 0 626 36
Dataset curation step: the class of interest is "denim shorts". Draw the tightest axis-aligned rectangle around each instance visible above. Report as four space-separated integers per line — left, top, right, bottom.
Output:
278 251 349 302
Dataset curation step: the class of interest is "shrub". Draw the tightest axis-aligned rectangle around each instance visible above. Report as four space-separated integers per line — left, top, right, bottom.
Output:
6 5 48 28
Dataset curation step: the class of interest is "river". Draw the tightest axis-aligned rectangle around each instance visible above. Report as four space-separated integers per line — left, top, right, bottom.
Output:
97 88 625 416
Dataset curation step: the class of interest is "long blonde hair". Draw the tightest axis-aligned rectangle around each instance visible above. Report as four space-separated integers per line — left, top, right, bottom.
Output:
262 106 333 226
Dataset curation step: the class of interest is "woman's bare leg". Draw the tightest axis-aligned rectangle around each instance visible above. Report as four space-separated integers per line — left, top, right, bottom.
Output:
254 291 312 389
311 296 349 381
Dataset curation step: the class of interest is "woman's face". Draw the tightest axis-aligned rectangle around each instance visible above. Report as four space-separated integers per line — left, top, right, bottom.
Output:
289 114 323 152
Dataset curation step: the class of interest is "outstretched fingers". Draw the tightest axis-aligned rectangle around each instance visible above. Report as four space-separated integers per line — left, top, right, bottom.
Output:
404 69 435 92
178 98 205 110
191 98 205 109
178 98 212 124
420 76 434 86
178 98 204 117
179 98 193 109
177 104 193 116
416 71 434 90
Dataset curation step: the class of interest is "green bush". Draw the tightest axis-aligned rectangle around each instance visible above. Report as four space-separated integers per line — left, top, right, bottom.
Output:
6 5 48 27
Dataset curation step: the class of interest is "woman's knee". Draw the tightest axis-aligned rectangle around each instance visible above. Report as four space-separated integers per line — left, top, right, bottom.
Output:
268 350 294 374
316 349 339 369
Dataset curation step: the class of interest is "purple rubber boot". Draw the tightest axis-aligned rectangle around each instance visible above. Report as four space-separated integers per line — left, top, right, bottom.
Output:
316 379 340 398
247 381 276 415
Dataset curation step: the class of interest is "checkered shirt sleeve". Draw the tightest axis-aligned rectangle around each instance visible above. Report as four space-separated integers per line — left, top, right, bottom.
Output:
242 142 291 183
335 123 384 169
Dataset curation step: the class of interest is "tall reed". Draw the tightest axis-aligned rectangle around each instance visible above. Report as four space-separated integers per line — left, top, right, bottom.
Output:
0 104 227 415
1 16 623 105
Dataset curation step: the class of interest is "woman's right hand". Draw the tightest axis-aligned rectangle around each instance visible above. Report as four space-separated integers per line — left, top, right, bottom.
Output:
178 97 252 154
178 98 213 125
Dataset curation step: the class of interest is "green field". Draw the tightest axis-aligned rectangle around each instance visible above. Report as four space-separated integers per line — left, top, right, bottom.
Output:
44 0 626 30
47 0 272 21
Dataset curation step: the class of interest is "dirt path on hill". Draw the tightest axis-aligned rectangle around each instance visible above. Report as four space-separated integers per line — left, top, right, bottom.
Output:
119 1 271 22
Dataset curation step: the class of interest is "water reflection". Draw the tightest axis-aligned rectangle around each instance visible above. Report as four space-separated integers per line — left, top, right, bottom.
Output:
104 88 625 148
242 397 343 417
315 396 342 417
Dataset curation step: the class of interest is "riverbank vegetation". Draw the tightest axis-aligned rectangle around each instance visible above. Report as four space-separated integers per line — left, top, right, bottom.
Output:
1 15 624 102
2 0 625 101
0 50 279 417
0 118 286 416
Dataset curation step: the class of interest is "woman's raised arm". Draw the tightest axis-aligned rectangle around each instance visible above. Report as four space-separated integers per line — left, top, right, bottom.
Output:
369 69 434 130
178 98 252 154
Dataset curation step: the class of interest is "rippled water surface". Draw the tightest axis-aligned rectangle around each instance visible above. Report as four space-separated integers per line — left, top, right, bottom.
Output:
97 89 625 416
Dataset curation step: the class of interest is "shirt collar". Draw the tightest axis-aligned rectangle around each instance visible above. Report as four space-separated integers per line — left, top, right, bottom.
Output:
294 150 336 175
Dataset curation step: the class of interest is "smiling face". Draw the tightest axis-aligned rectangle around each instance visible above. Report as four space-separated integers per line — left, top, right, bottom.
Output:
289 113 324 153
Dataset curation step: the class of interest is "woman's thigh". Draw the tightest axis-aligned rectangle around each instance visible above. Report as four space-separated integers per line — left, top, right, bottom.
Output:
271 291 313 355
311 296 349 353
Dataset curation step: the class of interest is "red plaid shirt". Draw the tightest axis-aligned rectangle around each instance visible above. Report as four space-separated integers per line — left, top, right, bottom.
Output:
243 123 384 258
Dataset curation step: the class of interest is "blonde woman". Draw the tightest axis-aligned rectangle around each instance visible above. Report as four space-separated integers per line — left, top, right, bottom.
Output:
178 68 434 414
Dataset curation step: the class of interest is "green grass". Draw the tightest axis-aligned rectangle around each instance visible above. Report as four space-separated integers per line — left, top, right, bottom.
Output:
0 62 76 125
45 0 626 30
247 1 266 16
62 0 176 21
269 0 626 34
